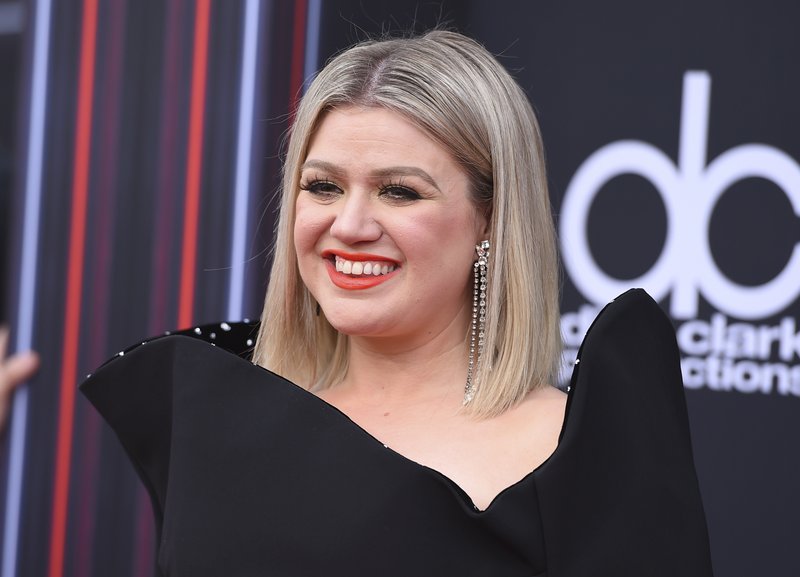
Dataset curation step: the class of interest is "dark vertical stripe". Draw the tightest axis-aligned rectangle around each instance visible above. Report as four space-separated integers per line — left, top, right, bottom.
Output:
178 0 211 329
131 496 154 577
136 3 186 570
288 0 307 115
149 0 183 334
47 0 98 576
73 1 126 575
73 418 101 576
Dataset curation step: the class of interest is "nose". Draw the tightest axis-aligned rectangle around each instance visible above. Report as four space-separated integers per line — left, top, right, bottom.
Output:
329 193 382 245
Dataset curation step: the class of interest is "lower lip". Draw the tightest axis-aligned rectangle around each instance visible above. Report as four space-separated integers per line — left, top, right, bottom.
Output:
325 260 399 290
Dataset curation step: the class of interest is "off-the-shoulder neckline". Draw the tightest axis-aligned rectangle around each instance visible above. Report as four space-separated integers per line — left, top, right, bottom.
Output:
86 290 643 513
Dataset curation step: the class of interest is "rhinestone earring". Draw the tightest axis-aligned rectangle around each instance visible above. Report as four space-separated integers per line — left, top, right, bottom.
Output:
465 240 489 404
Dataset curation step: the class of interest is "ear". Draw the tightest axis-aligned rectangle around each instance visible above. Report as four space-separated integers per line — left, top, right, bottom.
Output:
474 209 490 242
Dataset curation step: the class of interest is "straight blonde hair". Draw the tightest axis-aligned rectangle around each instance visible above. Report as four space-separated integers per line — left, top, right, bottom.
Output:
253 30 561 417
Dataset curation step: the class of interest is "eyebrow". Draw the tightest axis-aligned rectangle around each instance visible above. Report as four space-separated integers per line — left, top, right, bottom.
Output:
301 160 441 192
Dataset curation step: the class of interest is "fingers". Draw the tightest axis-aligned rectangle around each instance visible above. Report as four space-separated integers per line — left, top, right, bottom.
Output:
0 326 40 396
0 327 39 434
1 352 40 392
0 326 8 361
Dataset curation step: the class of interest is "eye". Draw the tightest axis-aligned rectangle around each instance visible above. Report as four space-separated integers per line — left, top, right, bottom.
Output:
378 182 422 203
299 179 343 200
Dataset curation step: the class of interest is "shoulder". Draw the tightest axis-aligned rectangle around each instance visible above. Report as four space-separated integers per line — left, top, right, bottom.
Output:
515 385 567 431
533 289 713 575
489 384 567 471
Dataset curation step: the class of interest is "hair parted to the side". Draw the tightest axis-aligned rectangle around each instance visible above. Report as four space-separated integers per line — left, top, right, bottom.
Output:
253 29 561 417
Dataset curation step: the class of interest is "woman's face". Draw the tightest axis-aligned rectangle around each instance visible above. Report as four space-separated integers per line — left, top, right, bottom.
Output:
294 106 487 344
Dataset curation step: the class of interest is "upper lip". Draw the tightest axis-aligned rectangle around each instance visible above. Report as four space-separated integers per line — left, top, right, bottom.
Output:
321 249 401 264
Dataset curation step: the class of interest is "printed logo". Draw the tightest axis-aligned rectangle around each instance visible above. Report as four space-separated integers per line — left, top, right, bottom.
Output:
560 71 800 321
559 71 800 397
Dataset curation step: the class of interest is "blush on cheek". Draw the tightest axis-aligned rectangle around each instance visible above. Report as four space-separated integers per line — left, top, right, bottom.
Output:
293 205 330 250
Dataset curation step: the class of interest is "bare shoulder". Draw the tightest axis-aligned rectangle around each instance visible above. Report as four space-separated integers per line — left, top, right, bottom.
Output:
516 384 567 422
527 383 568 402
495 385 568 453
480 385 567 447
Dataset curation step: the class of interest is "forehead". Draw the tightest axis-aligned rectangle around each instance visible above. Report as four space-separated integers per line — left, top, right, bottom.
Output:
302 106 459 176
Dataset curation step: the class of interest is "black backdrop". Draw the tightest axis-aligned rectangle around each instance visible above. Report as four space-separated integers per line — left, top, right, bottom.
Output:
1 1 798 576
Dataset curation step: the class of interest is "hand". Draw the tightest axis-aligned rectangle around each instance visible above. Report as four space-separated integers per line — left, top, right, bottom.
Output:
0 326 39 432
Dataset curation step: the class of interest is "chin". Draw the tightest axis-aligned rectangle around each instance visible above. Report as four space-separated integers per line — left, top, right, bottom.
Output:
322 312 398 339
325 320 385 338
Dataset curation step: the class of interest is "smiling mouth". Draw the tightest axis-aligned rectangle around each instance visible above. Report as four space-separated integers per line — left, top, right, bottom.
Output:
334 255 397 276
321 252 400 290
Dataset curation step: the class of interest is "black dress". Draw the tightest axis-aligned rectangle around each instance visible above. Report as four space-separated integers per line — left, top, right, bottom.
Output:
80 289 713 576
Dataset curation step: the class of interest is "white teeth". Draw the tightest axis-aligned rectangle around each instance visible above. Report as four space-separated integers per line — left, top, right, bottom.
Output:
333 256 397 277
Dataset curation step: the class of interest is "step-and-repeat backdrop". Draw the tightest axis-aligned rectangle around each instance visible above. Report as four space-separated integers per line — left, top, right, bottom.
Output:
0 1 796 576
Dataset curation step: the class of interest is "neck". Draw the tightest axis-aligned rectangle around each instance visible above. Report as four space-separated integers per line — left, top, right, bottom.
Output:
337 308 471 408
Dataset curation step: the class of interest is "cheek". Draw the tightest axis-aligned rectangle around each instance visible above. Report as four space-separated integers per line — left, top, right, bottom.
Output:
293 198 331 255
396 213 477 278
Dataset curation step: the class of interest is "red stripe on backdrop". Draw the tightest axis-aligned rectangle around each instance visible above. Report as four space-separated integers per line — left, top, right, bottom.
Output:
288 0 308 115
48 0 99 576
178 0 211 329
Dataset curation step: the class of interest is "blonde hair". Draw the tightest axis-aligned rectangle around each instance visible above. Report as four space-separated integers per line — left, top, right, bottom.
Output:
253 30 561 417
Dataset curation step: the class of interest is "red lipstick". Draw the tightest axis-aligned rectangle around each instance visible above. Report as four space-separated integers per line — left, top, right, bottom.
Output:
321 250 400 290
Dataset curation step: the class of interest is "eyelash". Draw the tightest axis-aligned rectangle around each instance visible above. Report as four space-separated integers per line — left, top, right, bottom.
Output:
377 181 422 202
299 178 423 202
299 179 341 197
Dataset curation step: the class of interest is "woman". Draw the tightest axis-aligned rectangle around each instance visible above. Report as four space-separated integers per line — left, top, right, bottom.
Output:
83 31 713 576
256 28 565 511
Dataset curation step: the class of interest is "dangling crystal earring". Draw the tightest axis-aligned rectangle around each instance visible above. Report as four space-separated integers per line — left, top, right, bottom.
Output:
465 240 489 404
